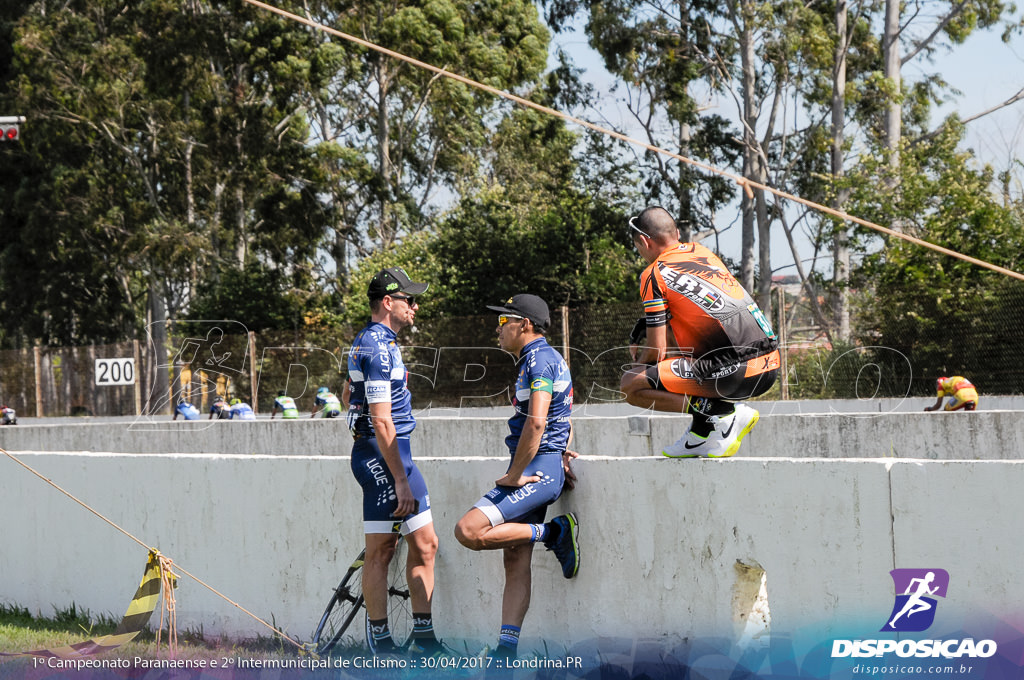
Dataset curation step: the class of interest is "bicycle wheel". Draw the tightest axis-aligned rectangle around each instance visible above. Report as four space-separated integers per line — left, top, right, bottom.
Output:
386 535 414 648
363 534 414 649
311 549 365 656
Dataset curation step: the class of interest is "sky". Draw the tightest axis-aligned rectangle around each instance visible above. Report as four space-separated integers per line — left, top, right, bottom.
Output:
927 30 1024 179
547 17 1024 278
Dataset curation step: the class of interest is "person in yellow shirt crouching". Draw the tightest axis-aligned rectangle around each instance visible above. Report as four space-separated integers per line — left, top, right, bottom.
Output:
924 376 978 411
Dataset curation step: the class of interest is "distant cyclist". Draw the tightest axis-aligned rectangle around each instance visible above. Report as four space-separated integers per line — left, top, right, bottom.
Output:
271 390 299 419
1 405 16 425
228 398 256 420
925 376 978 412
311 386 342 419
173 400 201 421
209 396 230 420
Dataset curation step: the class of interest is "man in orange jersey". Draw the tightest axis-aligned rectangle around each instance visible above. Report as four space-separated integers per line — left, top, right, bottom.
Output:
924 376 978 411
620 206 780 457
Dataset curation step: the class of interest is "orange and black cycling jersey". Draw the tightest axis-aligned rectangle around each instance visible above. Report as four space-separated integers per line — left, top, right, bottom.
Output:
640 242 778 381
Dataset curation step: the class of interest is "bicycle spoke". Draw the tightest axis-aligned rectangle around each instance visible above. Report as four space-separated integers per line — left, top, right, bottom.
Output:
311 550 366 656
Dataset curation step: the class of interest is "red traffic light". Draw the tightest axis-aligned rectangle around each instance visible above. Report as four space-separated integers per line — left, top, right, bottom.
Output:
1 124 20 141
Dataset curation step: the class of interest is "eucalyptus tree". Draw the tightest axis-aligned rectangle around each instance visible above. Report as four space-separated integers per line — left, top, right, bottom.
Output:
543 0 740 244
882 0 1019 163
1 1 332 362
834 0 1021 340
712 0 839 309
299 0 551 292
850 123 1024 392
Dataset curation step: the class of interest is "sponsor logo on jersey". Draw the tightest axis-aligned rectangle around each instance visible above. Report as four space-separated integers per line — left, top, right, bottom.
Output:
659 265 726 313
706 363 740 379
669 357 696 379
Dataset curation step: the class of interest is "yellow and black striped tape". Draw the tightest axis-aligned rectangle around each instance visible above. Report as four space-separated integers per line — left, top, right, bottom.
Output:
1 550 166 659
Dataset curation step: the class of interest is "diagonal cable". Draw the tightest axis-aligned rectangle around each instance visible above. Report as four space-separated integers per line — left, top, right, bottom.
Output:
1 447 303 651
242 0 1024 283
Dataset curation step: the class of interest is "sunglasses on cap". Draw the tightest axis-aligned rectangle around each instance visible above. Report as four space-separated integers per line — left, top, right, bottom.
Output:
628 215 652 240
498 314 524 326
389 294 417 306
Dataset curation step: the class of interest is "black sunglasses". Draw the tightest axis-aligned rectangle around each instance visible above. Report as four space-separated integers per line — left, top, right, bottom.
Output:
389 294 418 306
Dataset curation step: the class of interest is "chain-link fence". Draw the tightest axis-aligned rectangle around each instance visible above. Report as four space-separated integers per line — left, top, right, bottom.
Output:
1 290 1022 418
847 281 1024 398
0 343 141 417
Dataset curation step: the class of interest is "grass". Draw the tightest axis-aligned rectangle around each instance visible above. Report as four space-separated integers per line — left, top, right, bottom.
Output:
0 602 302 662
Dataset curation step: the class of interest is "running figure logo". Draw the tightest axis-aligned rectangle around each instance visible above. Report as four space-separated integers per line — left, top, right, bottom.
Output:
881 568 949 632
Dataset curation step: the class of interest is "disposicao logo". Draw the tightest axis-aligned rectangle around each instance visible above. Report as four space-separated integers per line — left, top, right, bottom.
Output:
882 568 948 632
831 568 997 659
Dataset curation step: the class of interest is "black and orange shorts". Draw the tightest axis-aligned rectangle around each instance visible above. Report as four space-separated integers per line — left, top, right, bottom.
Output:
646 349 780 401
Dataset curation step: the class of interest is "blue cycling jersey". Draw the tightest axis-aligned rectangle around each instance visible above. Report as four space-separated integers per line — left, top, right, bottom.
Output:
176 402 200 420
347 322 415 437
229 402 255 420
505 337 573 455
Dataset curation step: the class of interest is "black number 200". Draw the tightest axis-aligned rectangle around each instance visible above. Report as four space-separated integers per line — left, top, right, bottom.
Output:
95 358 135 386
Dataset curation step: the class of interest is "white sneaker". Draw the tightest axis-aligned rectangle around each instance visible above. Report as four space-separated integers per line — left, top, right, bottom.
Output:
660 404 760 458
713 403 759 458
661 428 727 458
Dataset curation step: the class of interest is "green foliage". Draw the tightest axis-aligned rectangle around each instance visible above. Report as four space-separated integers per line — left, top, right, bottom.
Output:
772 342 916 399
186 263 307 333
430 186 636 312
427 103 639 314
850 125 1024 394
541 0 739 236
338 231 440 329
0 0 554 347
3 0 1024 377
307 0 551 251
0 0 334 345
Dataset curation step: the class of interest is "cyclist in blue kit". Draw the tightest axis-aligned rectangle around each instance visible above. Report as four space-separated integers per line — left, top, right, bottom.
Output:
347 267 442 656
173 400 200 421
454 293 580 662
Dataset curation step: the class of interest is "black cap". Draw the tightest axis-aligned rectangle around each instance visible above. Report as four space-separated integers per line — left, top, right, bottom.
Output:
486 294 551 330
367 267 429 300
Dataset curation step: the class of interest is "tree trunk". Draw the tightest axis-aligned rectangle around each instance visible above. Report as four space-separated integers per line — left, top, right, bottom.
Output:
738 1 757 294
212 181 224 281
882 0 904 233
185 89 197 294
675 0 694 243
376 63 394 249
832 0 851 342
755 169 771 311
148 279 171 415
882 0 901 162
677 121 694 243
235 185 246 267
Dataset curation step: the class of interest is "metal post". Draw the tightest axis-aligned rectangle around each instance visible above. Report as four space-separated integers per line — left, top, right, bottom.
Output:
133 338 142 416
249 331 258 412
560 305 570 368
777 286 789 400
33 345 43 418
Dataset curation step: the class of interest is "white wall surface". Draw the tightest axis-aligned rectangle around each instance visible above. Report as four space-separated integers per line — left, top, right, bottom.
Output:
3 444 1023 659
2 409 1021 459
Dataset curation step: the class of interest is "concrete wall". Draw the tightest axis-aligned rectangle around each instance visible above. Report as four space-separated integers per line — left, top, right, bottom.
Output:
3 445 1024 658
2 408 1021 459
